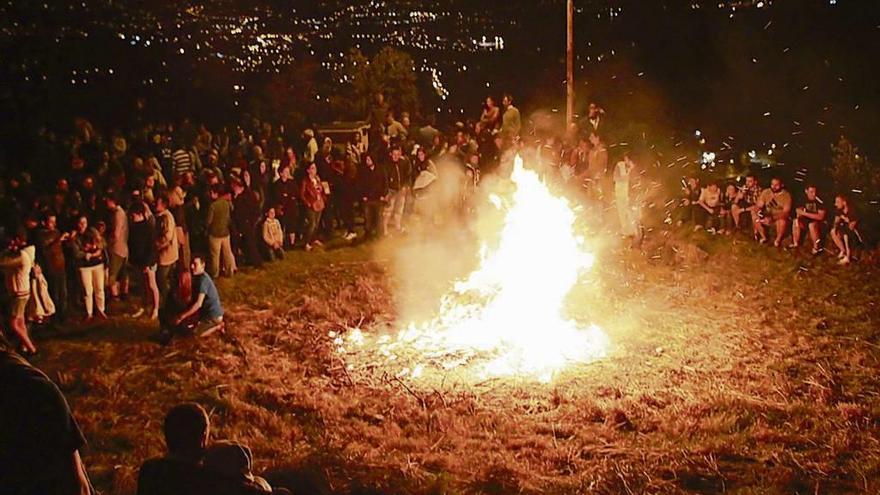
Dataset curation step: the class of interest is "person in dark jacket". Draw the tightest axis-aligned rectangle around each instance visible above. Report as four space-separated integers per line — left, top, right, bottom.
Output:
128 202 159 320
137 403 211 495
271 164 299 248
231 180 263 268
0 334 95 495
358 154 388 240
35 214 70 323
382 145 411 235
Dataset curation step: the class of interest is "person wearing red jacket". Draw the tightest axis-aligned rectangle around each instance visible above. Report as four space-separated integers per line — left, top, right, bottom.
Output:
299 162 326 251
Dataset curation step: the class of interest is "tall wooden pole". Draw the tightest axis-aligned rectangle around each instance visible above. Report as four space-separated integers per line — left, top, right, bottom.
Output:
566 0 575 126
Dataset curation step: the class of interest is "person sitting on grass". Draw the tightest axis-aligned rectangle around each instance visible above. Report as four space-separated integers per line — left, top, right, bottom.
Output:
789 185 828 254
173 255 224 337
203 441 291 495
261 207 284 262
720 184 739 235
731 174 761 232
137 403 211 495
696 181 723 234
754 177 792 247
830 194 861 265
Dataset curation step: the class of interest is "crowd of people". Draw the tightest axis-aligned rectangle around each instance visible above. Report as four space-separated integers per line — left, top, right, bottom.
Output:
675 174 863 264
0 89 873 495
0 91 870 358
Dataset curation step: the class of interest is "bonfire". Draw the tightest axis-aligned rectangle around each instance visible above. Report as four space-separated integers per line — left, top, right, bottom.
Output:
336 155 609 383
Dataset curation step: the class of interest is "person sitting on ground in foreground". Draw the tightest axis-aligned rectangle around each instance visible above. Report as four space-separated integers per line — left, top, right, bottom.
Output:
0 333 94 495
830 194 861 265
173 255 224 337
754 177 792 247
138 403 211 495
203 441 291 495
790 185 828 254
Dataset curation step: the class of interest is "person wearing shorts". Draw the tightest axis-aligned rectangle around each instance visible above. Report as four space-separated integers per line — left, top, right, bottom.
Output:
0 240 37 354
790 185 827 254
129 202 160 319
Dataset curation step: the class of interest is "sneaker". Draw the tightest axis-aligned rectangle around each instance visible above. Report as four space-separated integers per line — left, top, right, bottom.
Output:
706 228 716 235
693 225 703 232
837 250 846 259
788 243 799 249
343 232 357 241
773 240 781 248
839 256 851 265
130 308 145 319
304 243 313 252
758 238 768 245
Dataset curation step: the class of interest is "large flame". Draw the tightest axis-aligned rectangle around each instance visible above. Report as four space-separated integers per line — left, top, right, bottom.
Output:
338 155 609 383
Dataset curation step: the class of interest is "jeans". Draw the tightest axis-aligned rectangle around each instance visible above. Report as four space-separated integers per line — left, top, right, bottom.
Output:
156 263 174 310
78 264 106 317
208 235 236 278
46 270 68 320
304 209 323 245
364 200 384 239
382 187 408 234
238 226 263 268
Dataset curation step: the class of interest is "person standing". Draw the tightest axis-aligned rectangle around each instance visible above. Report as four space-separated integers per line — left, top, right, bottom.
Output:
231 180 263 269
104 195 129 301
154 194 179 311
613 153 639 239
272 164 299 249
205 185 236 278
500 94 521 142
358 154 388 240
299 162 326 251
382 145 412 235
128 202 160 320
0 236 38 354
35 214 69 323
70 216 107 322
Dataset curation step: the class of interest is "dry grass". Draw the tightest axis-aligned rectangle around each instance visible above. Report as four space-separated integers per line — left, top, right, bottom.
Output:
31 232 880 494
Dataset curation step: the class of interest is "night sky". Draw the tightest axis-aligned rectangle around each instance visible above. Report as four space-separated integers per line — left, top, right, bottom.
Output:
1 0 878 164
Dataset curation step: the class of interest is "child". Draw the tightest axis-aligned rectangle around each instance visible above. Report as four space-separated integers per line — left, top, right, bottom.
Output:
261 207 284 262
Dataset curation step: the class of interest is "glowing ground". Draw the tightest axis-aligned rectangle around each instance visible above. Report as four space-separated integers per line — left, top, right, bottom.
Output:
32 235 880 494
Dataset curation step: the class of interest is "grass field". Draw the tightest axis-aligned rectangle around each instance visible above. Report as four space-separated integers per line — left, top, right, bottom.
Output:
30 230 880 494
